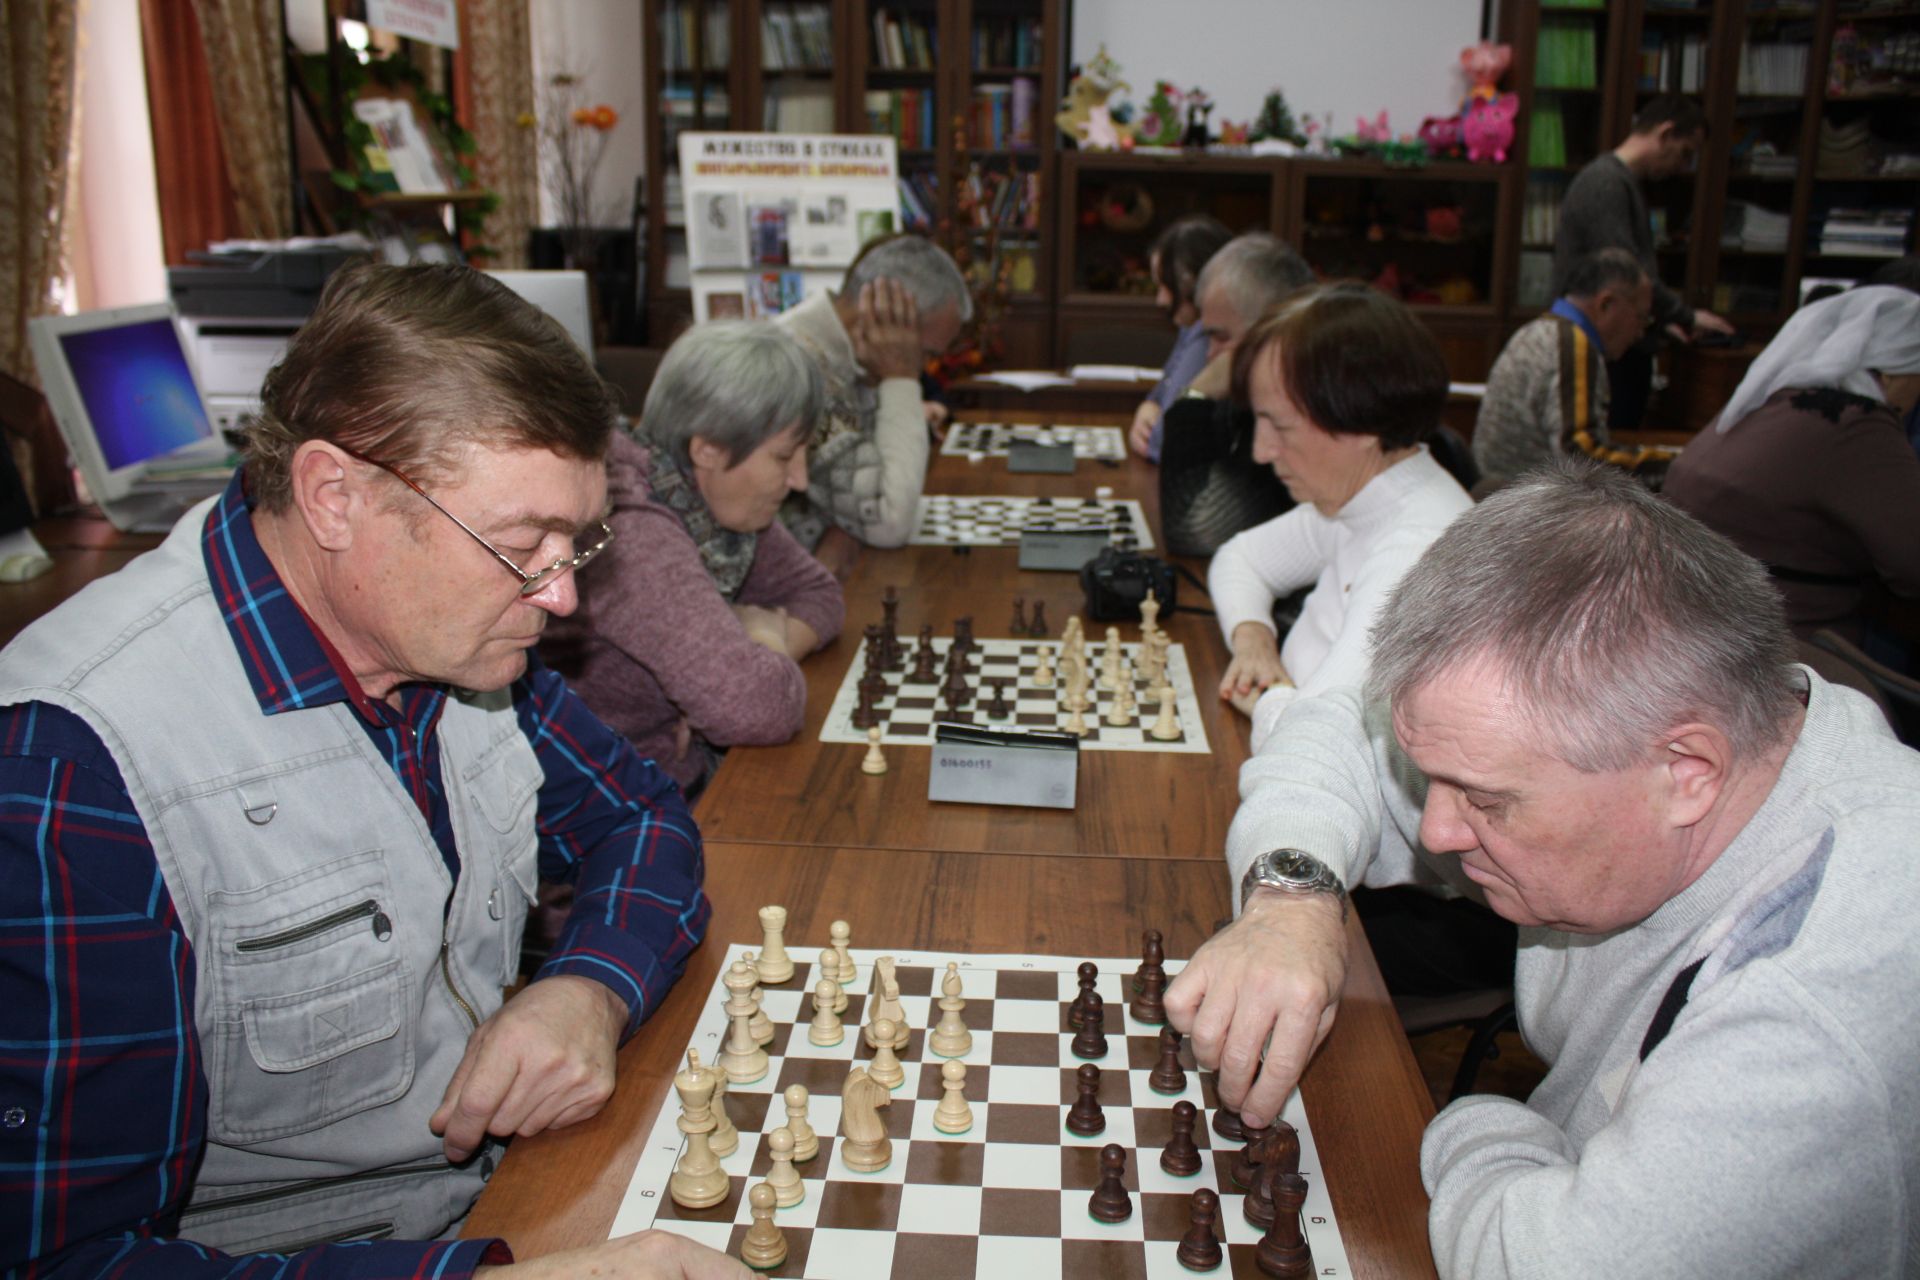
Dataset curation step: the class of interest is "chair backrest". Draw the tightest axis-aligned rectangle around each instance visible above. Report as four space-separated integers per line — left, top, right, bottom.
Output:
1805 630 1920 747
1427 423 1480 494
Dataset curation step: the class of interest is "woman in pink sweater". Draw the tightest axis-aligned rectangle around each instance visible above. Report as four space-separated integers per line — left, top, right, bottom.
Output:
543 321 844 796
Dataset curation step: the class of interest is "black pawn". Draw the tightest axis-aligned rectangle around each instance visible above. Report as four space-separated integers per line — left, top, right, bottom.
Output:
1149 1027 1187 1095
1212 1105 1246 1144
1028 600 1049 637
1132 928 1164 995
851 682 878 731
1011 596 1027 635
1243 1139 1278 1229
1070 991 1108 1059
1255 1173 1314 1278
1176 1187 1224 1272
912 641 939 684
1065 1062 1105 1136
1130 965 1168 1026
1160 1099 1203 1177
986 678 1012 720
1232 1117 1271 1188
1067 961 1098 1029
1087 1144 1132 1224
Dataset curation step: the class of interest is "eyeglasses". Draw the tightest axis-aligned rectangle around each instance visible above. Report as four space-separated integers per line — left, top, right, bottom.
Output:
334 442 614 597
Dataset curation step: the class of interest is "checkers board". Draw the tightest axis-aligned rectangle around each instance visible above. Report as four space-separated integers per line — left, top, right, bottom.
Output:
940 423 1127 462
610 945 1355 1279
910 495 1155 552
819 635 1210 754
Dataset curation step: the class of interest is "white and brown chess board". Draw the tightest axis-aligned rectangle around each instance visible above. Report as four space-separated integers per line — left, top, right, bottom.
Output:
818 635 1211 755
612 946 1355 1279
909 496 1155 552
940 423 1127 463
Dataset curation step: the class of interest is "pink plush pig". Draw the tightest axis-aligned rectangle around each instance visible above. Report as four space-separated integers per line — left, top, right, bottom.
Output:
1463 93 1518 163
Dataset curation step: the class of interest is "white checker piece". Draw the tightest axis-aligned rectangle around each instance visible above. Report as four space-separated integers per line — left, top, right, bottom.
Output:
611 945 1354 1278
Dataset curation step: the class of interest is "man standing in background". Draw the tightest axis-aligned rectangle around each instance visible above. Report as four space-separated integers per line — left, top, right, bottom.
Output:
1552 95 1736 428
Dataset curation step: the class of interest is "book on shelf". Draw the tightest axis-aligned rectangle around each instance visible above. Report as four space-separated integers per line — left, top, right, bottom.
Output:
863 89 936 149
971 15 1042 68
1639 31 1709 92
1738 41 1811 95
761 4 834 70
871 9 937 70
1529 98 1567 167
765 82 836 134
971 83 1040 151
897 171 940 231
661 0 731 70
1817 206 1913 257
1522 176 1565 246
962 161 1039 231
1536 20 1598 90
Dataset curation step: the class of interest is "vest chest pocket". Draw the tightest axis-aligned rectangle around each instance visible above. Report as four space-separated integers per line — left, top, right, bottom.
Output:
207 854 416 1146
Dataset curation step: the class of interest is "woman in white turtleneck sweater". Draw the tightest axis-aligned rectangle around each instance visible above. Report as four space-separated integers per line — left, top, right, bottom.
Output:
1210 282 1473 752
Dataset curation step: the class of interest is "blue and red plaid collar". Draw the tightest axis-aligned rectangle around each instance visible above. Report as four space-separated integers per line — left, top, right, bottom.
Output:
200 468 443 729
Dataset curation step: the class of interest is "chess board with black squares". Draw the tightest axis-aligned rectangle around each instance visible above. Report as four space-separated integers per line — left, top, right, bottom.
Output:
940 423 1127 462
612 946 1353 1279
818 636 1212 755
909 495 1155 551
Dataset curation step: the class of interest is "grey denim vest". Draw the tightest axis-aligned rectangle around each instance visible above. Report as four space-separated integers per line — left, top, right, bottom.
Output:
0 501 545 1253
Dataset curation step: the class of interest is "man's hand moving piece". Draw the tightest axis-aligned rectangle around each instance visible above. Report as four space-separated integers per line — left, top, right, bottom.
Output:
431 974 628 1163
1164 888 1348 1127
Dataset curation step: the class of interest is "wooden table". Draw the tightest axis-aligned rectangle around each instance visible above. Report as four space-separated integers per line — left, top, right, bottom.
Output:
464 841 1439 1280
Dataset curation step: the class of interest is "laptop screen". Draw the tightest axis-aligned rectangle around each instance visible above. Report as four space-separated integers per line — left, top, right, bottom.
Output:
57 317 214 471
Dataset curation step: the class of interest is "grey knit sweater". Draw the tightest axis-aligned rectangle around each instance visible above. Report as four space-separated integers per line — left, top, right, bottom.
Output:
1227 673 1920 1278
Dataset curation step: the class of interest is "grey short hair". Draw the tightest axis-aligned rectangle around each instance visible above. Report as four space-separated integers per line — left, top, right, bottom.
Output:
843 234 974 323
1195 233 1314 330
1367 460 1801 771
639 320 824 466
1562 248 1648 300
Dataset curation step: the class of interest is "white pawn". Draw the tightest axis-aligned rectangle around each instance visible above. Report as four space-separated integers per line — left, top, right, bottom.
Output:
818 948 848 1012
830 919 856 984
1033 645 1056 687
868 1017 906 1090
929 961 972 1058
810 977 845 1046
784 1084 818 1162
765 1125 804 1207
1150 684 1181 741
1107 686 1133 727
739 1183 787 1270
933 1059 973 1134
756 906 794 984
688 1049 738 1156
861 725 888 775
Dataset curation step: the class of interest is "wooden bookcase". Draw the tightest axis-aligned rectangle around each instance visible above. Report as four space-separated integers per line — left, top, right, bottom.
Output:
639 0 1067 363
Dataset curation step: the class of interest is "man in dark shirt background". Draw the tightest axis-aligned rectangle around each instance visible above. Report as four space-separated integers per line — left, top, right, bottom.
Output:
1552 95 1737 428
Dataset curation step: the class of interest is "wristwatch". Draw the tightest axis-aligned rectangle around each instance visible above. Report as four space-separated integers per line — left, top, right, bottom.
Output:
1239 848 1348 920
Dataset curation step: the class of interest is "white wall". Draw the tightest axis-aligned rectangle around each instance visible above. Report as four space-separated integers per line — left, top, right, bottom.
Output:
529 0 648 228
1072 0 1488 142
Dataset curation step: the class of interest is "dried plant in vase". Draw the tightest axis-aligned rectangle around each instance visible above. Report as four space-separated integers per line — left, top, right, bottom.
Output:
527 73 621 270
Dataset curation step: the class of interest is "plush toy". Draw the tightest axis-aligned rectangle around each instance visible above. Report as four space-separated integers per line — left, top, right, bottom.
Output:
1181 87 1215 149
1459 42 1513 102
1079 105 1127 151
1424 206 1463 241
1463 93 1518 163
1418 114 1464 158
1056 45 1133 147
1217 120 1250 147
1355 110 1391 144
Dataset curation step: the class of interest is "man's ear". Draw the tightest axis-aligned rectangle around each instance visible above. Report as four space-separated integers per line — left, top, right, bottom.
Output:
1660 722 1732 830
287 442 359 552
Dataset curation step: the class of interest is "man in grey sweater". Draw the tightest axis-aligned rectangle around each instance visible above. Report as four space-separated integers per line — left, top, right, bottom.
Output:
1167 461 1920 1277
777 234 969 571
1552 95 1735 427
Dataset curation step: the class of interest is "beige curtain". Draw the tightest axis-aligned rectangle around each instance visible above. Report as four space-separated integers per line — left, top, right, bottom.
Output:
0 1 80 384
191 0 292 240
460 0 538 269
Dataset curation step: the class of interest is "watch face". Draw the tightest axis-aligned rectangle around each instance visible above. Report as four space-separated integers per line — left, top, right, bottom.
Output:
1270 851 1315 882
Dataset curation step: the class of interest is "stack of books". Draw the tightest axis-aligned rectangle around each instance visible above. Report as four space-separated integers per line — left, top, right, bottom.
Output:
870 9 937 69
1737 40 1811 95
760 4 835 70
1721 201 1790 252
1818 207 1914 257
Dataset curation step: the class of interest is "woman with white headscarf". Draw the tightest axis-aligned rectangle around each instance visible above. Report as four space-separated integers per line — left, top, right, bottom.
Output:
1664 286 1920 652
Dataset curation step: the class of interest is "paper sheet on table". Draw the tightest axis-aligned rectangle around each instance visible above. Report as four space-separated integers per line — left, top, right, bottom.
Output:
974 370 1075 391
1068 364 1162 382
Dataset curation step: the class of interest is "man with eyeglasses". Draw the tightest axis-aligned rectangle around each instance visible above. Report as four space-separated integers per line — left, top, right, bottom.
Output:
0 266 746 1278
